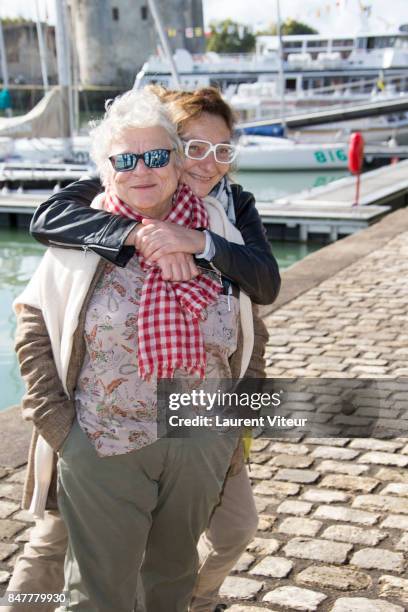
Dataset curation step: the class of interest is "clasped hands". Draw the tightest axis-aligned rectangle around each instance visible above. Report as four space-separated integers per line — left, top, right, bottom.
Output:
126 219 207 282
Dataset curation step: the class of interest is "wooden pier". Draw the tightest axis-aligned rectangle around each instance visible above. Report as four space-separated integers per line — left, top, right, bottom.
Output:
257 201 390 242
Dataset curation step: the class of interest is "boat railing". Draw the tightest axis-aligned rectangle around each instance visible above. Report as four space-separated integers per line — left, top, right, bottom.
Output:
234 72 408 106
192 52 254 64
301 73 408 97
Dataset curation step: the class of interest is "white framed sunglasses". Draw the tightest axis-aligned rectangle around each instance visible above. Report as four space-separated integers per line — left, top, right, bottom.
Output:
183 139 238 164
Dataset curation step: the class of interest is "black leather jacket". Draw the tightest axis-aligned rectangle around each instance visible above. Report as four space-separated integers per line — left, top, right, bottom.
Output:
30 179 281 305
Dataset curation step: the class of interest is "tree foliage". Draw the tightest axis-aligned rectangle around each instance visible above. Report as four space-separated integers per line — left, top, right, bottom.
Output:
0 17 34 26
257 19 318 36
206 19 256 53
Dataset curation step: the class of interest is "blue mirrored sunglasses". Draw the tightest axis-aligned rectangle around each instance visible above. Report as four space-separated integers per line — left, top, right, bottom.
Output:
109 148 173 172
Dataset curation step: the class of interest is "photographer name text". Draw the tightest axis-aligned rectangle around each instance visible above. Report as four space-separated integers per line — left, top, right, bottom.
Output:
168 415 308 428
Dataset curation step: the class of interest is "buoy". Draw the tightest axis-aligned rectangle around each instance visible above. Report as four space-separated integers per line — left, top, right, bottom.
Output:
348 132 364 207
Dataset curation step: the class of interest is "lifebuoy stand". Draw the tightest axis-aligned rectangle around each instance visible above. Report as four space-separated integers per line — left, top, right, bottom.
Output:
348 132 364 207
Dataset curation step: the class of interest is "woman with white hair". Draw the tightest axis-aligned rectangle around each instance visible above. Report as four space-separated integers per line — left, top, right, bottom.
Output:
14 88 253 612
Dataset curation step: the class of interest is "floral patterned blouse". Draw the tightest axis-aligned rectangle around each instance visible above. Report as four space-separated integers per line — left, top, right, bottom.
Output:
75 257 239 456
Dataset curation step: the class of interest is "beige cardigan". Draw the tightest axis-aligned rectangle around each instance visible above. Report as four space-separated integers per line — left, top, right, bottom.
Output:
14 196 264 516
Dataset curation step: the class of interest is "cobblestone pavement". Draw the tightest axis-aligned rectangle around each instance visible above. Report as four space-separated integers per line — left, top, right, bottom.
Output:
1 230 408 611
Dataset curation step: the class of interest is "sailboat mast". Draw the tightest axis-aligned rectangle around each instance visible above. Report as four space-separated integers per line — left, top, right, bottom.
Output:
35 0 50 92
146 0 181 89
54 0 73 158
276 0 286 135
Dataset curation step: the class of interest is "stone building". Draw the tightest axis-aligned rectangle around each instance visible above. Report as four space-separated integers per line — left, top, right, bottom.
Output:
2 22 57 85
68 0 205 87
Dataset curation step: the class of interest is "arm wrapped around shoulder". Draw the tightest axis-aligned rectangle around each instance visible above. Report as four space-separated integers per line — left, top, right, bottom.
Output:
14 304 75 452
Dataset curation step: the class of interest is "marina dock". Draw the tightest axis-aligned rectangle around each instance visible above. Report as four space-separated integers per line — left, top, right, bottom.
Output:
1 160 408 239
258 160 408 241
0 162 92 227
0 193 48 228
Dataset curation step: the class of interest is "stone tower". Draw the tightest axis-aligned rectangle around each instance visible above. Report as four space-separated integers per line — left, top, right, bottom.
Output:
69 0 205 87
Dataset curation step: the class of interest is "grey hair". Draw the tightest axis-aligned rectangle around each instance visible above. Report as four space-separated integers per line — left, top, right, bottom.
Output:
90 88 183 185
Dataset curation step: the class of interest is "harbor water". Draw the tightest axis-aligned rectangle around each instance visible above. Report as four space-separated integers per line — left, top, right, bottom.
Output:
0 169 348 410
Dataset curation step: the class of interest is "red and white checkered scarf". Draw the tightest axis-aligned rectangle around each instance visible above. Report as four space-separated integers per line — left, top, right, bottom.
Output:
103 184 222 380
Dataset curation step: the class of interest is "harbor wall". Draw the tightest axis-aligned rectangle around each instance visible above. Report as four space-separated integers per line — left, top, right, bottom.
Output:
2 22 58 86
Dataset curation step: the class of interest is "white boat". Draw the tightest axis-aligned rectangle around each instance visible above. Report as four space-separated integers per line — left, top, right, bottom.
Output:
237 136 348 171
137 29 408 147
230 79 404 121
0 86 92 166
138 30 408 94
11 136 91 166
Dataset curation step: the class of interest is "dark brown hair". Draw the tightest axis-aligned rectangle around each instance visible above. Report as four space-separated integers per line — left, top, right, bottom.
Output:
147 85 237 135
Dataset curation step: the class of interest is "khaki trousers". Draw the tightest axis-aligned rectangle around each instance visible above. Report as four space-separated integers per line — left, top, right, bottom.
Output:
1 511 66 612
55 421 235 612
189 465 258 612
5 446 257 612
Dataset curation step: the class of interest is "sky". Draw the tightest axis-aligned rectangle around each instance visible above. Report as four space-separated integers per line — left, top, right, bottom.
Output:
1 0 408 36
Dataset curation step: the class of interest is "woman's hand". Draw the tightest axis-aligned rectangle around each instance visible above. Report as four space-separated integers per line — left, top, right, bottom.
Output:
154 252 199 282
125 222 199 281
135 219 206 260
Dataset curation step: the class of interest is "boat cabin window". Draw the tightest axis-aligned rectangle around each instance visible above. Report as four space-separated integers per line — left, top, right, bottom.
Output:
367 36 396 49
283 41 302 50
395 37 408 49
112 7 119 21
333 39 353 47
141 6 148 20
307 40 328 48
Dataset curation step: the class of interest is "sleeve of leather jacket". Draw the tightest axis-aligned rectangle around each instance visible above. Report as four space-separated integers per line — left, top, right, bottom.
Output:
245 305 268 378
30 179 137 267
205 188 281 305
14 304 75 452
31 181 280 303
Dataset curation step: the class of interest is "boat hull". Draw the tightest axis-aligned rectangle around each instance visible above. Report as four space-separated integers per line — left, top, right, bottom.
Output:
237 139 348 170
